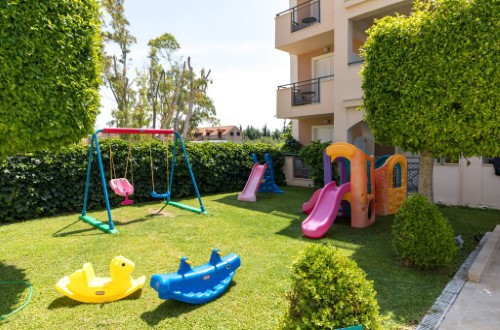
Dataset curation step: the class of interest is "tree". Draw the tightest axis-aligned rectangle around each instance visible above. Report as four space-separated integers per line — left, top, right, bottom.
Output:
262 124 270 137
147 33 181 129
181 58 212 138
102 0 137 128
361 0 500 200
243 126 262 140
146 33 216 134
271 129 282 140
0 1 102 158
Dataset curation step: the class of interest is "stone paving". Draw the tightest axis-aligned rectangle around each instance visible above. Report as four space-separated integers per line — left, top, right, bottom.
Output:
416 226 500 330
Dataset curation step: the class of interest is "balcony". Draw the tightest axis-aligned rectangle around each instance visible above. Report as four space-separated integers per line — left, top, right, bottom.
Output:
275 0 334 55
276 75 334 119
288 0 321 33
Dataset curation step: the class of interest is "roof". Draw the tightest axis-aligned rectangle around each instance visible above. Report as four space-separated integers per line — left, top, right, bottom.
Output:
193 125 241 137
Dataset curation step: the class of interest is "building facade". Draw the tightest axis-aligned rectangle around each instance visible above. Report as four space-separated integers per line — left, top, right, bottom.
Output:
275 0 499 208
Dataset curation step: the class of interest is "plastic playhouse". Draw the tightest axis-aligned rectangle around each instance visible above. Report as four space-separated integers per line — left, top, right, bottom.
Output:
238 153 283 202
302 142 407 238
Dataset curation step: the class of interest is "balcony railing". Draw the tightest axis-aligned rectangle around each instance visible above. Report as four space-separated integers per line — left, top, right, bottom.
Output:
276 0 321 33
278 75 333 106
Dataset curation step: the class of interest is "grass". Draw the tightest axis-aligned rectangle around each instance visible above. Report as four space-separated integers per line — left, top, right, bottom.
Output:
0 187 499 329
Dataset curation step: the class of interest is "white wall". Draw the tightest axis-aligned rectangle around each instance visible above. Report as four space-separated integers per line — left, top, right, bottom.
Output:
434 157 500 209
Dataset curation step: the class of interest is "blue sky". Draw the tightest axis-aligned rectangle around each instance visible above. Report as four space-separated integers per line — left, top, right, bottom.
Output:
97 0 290 131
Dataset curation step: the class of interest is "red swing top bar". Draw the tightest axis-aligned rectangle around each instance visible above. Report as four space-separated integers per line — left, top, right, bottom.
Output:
102 128 175 135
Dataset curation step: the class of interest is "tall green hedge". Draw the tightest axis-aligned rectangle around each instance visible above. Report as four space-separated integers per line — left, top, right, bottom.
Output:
0 0 102 158
361 0 500 159
0 141 285 223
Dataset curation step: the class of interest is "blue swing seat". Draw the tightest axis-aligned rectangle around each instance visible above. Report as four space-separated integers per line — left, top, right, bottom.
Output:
151 191 170 199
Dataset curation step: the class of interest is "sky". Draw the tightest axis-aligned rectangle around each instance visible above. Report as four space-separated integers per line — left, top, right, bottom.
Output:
97 0 291 132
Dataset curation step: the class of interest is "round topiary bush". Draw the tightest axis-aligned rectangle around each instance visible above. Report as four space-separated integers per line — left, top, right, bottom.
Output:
392 194 457 268
280 244 381 330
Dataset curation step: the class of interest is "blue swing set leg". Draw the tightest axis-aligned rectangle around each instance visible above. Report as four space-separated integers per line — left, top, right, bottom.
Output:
80 132 118 234
165 133 207 215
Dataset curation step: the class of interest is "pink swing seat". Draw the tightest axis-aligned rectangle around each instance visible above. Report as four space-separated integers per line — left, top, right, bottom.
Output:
109 178 134 206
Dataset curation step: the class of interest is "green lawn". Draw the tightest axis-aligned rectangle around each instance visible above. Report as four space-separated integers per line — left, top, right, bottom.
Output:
1 187 498 329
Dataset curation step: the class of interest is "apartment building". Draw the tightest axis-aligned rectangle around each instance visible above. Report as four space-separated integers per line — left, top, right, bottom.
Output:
275 0 499 209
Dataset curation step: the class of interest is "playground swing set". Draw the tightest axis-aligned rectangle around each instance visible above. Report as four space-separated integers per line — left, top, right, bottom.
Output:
80 128 207 234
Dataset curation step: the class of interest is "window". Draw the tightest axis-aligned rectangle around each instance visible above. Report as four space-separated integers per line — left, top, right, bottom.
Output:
236 132 241 136
482 156 495 165
436 156 459 164
230 131 234 136
312 126 333 143
312 53 334 79
349 19 369 64
293 157 311 179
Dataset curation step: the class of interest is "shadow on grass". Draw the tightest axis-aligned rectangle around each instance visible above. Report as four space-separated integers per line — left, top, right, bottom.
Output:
48 288 144 309
140 282 237 326
0 262 30 319
52 214 160 237
213 187 307 219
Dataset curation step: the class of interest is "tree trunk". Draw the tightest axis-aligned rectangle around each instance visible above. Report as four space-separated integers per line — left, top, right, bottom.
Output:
418 150 434 202
181 57 194 139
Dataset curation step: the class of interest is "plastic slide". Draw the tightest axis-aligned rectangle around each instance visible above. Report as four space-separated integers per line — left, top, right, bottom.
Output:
237 163 268 202
302 181 351 238
302 188 322 214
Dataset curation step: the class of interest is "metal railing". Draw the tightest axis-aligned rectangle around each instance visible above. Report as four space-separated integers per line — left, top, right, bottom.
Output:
276 0 321 32
278 75 333 106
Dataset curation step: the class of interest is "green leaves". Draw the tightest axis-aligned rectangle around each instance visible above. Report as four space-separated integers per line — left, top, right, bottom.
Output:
0 0 102 158
392 194 457 268
299 141 331 188
281 244 381 330
361 0 500 159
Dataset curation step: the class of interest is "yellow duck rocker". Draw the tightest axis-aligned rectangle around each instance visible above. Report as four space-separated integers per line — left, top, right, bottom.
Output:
56 256 146 303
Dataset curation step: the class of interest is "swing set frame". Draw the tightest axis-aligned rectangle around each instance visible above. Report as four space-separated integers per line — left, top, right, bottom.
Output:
80 127 206 234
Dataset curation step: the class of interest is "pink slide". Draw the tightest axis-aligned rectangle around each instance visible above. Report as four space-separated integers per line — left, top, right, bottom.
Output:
302 181 351 238
237 163 268 202
302 188 322 214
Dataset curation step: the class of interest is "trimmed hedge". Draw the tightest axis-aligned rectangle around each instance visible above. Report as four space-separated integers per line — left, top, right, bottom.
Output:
392 194 457 269
0 0 102 158
0 141 285 223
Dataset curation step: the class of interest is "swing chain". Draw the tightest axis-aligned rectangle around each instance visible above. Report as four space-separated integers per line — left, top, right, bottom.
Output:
109 139 133 183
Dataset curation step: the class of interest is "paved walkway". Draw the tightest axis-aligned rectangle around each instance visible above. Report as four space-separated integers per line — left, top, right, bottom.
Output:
439 239 500 329
417 225 500 329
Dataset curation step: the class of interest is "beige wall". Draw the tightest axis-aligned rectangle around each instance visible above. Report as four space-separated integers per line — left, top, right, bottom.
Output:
434 157 500 209
298 117 333 145
297 49 334 81
275 0 334 54
332 0 412 143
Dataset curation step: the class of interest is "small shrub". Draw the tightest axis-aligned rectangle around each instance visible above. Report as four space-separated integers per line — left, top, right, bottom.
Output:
392 194 457 268
298 141 330 188
280 244 381 330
